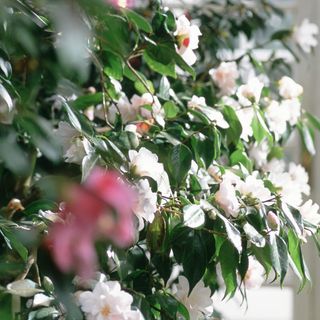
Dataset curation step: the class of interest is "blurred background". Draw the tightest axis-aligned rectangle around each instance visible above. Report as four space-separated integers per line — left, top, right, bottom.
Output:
162 0 320 319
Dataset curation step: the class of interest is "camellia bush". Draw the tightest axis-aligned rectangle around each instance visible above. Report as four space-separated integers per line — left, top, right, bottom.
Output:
1 0 320 319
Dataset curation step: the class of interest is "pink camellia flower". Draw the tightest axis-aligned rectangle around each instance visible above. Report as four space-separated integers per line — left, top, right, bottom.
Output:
47 168 136 278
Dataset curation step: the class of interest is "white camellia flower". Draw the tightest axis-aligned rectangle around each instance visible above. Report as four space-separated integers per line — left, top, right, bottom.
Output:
293 19 319 53
236 77 264 107
269 171 303 207
265 100 289 140
243 257 265 289
188 95 229 128
174 15 202 66
278 76 303 99
129 147 171 196
78 281 143 320
133 179 157 230
173 276 213 320
299 200 320 228
215 178 240 217
262 158 286 174
209 62 239 95
288 163 310 196
237 172 272 204
131 93 165 127
280 98 301 126
107 95 137 124
55 121 92 164
237 108 255 142
248 141 269 168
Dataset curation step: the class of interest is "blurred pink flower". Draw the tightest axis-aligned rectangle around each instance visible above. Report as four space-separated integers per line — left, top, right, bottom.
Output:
47 168 136 277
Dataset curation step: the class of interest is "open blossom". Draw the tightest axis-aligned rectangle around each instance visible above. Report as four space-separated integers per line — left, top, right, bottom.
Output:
248 141 269 168
47 168 136 277
173 276 213 319
209 62 239 95
288 163 310 196
237 173 272 204
293 19 319 53
269 170 303 207
215 178 240 217
278 76 303 99
108 95 137 124
131 93 165 127
129 147 171 196
133 179 157 230
175 15 202 66
265 100 289 140
56 121 92 164
262 158 286 174
243 257 265 289
280 98 301 126
236 77 264 106
188 95 229 128
78 281 143 320
299 200 320 228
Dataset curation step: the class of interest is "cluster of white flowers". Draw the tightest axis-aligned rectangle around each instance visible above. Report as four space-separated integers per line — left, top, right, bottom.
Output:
55 121 92 164
77 280 144 320
215 169 272 217
209 62 239 96
108 92 165 127
173 276 213 319
293 19 319 53
133 179 157 230
175 15 202 66
129 147 171 196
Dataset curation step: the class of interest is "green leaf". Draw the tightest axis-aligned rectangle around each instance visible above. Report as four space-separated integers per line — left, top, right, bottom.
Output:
216 213 242 254
0 228 28 262
24 200 57 216
270 234 288 284
63 101 94 136
306 112 320 132
163 101 179 119
168 144 193 186
172 50 196 79
103 50 123 80
147 213 166 254
287 229 310 289
72 93 103 110
281 202 303 237
171 227 214 291
243 223 266 247
81 152 100 182
124 9 152 33
17 115 60 162
143 45 176 78
230 150 253 172
251 109 272 143
219 240 239 298
298 122 316 155
134 79 155 95
252 242 273 276
222 106 242 145
271 29 292 41
183 205 205 228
